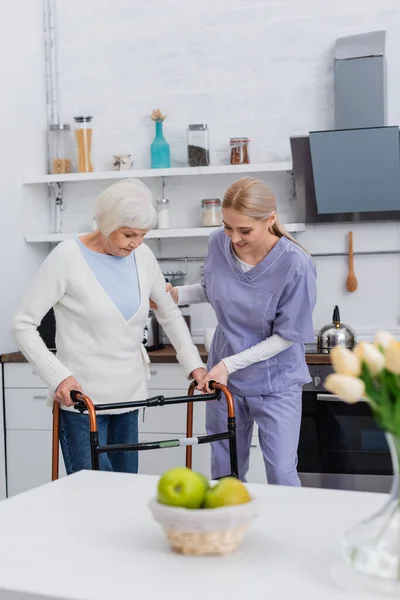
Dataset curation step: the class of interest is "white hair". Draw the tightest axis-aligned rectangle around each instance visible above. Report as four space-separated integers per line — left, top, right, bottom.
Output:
95 178 158 237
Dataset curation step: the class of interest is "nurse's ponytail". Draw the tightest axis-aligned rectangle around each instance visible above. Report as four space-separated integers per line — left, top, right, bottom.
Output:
223 177 309 254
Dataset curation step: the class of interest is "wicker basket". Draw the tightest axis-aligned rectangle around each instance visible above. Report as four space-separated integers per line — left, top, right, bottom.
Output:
149 498 258 556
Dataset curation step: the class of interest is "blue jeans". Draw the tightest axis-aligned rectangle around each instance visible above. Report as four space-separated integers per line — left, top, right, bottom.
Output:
59 409 139 475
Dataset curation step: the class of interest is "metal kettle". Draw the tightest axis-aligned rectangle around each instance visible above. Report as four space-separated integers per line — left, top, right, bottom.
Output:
142 311 164 352
317 305 356 352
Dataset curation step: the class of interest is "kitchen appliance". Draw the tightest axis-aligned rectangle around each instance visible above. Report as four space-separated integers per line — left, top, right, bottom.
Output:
142 311 164 352
317 305 355 352
299 345 393 493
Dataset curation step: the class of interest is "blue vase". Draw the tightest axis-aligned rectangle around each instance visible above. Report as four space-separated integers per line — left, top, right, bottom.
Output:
151 121 171 169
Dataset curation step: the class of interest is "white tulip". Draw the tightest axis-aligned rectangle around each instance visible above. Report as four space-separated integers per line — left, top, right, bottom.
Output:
330 347 361 377
374 331 396 350
385 341 400 376
354 342 385 376
324 374 365 404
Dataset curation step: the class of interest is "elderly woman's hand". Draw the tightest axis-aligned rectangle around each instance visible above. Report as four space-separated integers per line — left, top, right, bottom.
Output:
150 283 179 310
54 376 83 407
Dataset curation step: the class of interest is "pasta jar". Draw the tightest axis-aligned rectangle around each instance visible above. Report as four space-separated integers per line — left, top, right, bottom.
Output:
49 124 73 174
188 124 210 167
230 137 250 165
74 116 94 173
201 199 222 227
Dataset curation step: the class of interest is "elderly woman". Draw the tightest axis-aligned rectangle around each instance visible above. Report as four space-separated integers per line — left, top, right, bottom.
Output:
13 179 206 475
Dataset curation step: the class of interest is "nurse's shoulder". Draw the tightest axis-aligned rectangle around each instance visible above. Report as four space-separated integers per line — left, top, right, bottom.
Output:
279 237 316 281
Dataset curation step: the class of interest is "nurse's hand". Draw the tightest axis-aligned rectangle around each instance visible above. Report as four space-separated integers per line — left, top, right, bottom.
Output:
197 361 228 393
150 283 179 310
54 376 83 407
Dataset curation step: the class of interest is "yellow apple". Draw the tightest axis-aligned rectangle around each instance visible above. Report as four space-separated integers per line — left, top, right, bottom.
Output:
203 477 251 508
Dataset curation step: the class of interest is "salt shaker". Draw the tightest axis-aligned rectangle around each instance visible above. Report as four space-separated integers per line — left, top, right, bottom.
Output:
157 198 170 229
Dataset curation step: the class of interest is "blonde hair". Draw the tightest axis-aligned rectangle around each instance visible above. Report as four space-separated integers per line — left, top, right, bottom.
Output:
95 178 157 237
223 177 307 252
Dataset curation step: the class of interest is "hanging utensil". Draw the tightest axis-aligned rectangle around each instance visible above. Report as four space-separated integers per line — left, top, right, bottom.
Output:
346 231 358 293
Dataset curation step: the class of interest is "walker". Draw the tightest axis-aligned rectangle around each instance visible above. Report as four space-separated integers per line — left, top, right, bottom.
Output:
51 381 238 479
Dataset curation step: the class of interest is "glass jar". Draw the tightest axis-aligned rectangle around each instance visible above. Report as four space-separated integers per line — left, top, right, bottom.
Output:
201 199 222 227
74 116 93 173
49 124 73 174
230 137 250 165
188 124 210 167
156 198 170 229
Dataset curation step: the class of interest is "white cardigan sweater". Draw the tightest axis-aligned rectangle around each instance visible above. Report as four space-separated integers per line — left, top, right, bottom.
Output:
13 239 204 413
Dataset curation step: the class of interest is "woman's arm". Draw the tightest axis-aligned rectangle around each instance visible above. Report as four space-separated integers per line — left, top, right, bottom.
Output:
222 334 293 374
176 283 208 306
148 254 206 379
12 244 76 395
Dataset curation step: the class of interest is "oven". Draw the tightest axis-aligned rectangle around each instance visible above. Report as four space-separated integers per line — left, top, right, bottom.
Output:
298 364 393 493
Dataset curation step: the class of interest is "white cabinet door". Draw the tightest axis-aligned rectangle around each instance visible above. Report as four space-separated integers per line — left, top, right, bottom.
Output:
5 389 52 430
6 430 66 497
0 369 6 500
4 363 47 389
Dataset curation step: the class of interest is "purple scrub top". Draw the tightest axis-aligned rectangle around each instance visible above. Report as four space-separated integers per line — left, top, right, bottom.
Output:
203 230 317 396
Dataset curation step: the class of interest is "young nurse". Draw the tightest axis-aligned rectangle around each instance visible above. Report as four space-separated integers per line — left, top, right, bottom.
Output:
169 178 317 486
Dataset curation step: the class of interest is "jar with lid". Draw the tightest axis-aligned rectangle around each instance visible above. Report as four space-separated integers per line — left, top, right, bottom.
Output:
188 124 210 167
49 124 73 174
156 198 170 229
230 137 250 165
74 116 94 173
201 199 222 227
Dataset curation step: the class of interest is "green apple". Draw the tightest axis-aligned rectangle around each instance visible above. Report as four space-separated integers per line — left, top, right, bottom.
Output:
157 467 208 509
203 477 251 508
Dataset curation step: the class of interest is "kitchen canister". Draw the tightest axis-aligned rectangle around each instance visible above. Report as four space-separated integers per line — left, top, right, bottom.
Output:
156 198 170 229
201 199 222 227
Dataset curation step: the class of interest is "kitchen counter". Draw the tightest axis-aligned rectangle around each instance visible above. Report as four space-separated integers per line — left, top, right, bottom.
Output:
0 345 331 365
0 470 387 599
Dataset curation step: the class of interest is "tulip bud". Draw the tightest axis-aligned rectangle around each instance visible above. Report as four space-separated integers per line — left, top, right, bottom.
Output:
354 342 385 376
330 347 361 377
324 374 365 404
374 331 396 350
385 341 400 376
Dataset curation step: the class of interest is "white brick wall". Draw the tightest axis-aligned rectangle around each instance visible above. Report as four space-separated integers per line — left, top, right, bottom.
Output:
52 0 400 335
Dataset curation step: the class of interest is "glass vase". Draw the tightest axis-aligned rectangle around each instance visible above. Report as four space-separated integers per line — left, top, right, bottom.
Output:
151 121 171 169
342 433 400 582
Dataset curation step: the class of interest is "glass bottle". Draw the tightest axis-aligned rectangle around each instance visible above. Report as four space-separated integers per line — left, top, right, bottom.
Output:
187 124 210 167
49 124 73 174
201 199 222 227
230 137 250 165
151 120 171 169
74 116 93 173
156 198 170 229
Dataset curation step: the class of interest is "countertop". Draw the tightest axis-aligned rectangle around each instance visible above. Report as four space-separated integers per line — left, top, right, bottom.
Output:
0 470 387 599
0 345 331 365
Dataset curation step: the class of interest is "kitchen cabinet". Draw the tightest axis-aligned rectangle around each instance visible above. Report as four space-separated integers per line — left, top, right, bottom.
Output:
0 369 6 500
3 363 67 497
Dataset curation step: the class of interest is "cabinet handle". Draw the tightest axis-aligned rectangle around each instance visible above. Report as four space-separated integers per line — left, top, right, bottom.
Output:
314 376 321 387
250 444 257 448
33 395 47 400
150 370 157 376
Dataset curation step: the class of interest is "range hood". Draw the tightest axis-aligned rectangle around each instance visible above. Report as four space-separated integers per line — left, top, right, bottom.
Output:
290 30 400 223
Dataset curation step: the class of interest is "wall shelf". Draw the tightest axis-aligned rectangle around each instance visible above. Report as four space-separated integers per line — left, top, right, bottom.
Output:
25 223 306 243
23 162 293 185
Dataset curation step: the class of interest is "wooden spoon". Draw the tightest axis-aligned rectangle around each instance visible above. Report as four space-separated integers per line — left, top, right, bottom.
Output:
346 231 358 293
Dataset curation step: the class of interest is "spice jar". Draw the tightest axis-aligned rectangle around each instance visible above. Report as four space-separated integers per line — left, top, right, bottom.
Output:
156 198 170 229
201 199 222 227
49 124 73 174
74 116 93 173
188 124 210 167
230 137 250 165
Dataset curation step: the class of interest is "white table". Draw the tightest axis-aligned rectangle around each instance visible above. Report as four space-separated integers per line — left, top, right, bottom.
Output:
0 471 395 599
